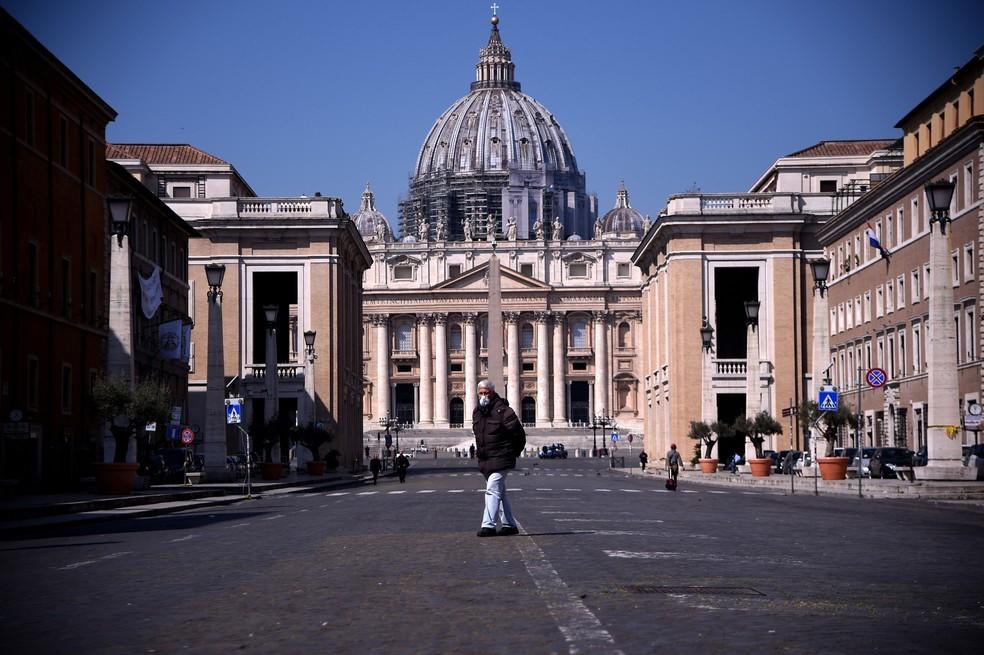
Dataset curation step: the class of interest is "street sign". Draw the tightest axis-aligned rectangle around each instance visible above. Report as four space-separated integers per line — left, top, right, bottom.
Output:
166 425 180 441
145 422 157 432
180 427 195 445
965 414 982 431
225 398 242 425
818 385 838 412
611 431 620 442
384 434 392 448
865 368 888 388
170 406 183 425
781 407 794 417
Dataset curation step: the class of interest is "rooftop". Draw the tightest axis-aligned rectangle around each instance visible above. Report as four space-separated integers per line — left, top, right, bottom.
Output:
107 143 230 166
785 139 899 158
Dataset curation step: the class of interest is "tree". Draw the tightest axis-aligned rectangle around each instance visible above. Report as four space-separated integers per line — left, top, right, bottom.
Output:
92 375 172 464
687 420 717 459
742 411 783 459
798 400 860 457
291 422 334 461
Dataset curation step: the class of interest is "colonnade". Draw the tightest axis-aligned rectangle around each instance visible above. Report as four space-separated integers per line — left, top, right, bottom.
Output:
370 311 614 427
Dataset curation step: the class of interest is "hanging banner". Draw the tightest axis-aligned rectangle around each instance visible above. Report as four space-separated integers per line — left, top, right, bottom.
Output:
159 319 182 360
181 322 192 364
139 266 163 319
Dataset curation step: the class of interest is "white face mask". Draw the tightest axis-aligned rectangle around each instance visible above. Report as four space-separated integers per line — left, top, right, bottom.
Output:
479 395 490 407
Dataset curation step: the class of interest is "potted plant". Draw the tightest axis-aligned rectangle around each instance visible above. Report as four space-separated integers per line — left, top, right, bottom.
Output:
91 375 171 494
252 415 288 480
688 420 719 473
799 400 859 480
292 423 333 475
742 412 783 477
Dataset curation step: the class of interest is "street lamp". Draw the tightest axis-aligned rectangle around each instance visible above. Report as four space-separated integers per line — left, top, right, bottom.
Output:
925 180 956 234
379 415 398 456
699 317 714 352
592 410 611 458
809 257 830 297
106 195 133 247
204 263 225 300
743 300 760 328
263 304 279 331
304 330 317 363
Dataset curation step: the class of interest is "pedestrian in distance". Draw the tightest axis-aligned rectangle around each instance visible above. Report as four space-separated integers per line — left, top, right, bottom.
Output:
369 456 381 485
469 443 476 459
364 445 370 460
639 450 648 472
666 443 682 489
473 379 526 537
395 451 410 483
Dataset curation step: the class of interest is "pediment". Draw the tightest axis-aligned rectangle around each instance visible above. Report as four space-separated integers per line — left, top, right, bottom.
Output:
432 262 551 292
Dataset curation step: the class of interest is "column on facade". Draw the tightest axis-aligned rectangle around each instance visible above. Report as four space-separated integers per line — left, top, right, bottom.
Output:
552 312 567 427
373 315 391 420
745 320 761 460
106 233 136 463
417 314 433 426
464 313 478 417
433 314 449 427
203 279 227 480
535 312 551 427
811 285 830 463
701 322 717 459
593 311 610 417
505 312 521 413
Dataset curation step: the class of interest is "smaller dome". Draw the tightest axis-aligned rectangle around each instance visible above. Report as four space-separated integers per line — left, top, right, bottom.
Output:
601 182 644 236
353 183 390 240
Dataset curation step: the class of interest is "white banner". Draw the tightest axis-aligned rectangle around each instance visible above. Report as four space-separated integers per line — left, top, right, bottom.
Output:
181 322 192 364
139 266 163 319
159 319 182 360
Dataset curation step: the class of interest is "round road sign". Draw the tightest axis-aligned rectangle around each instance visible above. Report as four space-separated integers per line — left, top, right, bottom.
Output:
969 402 982 416
180 427 195 445
865 368 888 388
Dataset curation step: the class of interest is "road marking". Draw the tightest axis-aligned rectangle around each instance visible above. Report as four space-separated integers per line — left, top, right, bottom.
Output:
595 489 612 492
296 509 310 513
563 488 580 492
682 490 698 494
621 489 642 493
447 490 464 493
604 550 802 565
507 488 522 491
417 490 435 494
741 492 761 495
169 534 199 543
554 518 664 524
357 491 378 496
300 493 320 497
262 514 285 521
513 520 625 655
387 490 406 494
707 490 728 494
57 551 133 571
326 492 349 497
536 488 553 491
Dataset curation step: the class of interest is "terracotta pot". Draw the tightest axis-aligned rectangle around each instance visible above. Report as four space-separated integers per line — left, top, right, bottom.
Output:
306 461 326 476
94 463 139 495
817 456 850 480
748 458 772 477
698 458 719 473
260 462 283 480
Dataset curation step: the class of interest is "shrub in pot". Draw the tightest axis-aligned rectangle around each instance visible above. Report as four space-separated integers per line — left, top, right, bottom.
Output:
688 420 719 473
798 400 860 480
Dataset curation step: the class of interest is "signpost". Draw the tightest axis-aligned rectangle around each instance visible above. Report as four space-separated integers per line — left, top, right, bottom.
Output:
180 427 195 445
225 398 242 425
818 385 838 412
965 402 982 440
865 368 887 388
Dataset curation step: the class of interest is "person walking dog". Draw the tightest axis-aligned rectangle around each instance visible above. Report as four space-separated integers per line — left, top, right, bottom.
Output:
473 380 526 537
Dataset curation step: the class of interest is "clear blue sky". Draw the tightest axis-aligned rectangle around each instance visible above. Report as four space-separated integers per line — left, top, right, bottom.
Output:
5 0 982 231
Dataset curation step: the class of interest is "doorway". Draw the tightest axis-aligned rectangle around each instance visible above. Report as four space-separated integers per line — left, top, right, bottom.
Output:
450 398 464 426
521 397 536 425
395 384 415 425
716 393 746 463
570 381 589 424
714 267 758 359
252 271 298 364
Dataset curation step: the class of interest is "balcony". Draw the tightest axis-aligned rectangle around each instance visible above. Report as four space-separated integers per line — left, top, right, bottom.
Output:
242 364 306 394
665 193 837 217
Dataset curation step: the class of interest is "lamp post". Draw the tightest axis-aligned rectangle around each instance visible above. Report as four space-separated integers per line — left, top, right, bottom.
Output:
263 304 279 424
699 317 715 460
379 415 398 459
105 195 135 463
923 179 964 477
743 299 761 460
809 257 830 471
592 410 611 458
203 263 228 480
304 329 317 421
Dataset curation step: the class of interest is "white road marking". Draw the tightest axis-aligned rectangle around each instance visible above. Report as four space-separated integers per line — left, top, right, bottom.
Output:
563 489 580 492
296 509 310 513
300 493 319 497
227 523 251 528
574 474 584 477
169 534 199 543
604 550 803 565
261 514 285 521
387 490 406 494
326 492 349 497
58 551 133 571
357 491 378 496
707 490 728 494
595 489 612 492
682 490 698 494
514 520 625 655
741 492 761 495
447 490 464 493
536 488 553 491
554 518 664 524
621 489 642 493
507 488 522 491
417 490 436 494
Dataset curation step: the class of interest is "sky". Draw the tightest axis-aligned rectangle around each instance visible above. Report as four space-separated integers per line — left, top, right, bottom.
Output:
4 0 983 233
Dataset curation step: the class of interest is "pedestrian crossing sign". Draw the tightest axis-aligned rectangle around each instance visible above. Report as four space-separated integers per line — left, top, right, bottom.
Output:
818 386 838 412
225 398 242 425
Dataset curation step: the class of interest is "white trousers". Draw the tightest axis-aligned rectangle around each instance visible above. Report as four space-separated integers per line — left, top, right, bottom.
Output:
481 471 515 528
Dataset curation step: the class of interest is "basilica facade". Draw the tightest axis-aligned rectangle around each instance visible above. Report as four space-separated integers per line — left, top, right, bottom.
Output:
356 16 646 441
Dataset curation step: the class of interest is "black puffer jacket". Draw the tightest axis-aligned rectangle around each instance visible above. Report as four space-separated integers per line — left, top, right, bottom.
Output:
473 393 526 478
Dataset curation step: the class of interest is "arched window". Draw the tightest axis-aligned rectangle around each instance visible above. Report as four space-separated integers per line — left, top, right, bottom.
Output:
521 323 534 349
450 324 463 350
395 323 413 352
617 322 631 348
479 317 488 349
571 319 588 348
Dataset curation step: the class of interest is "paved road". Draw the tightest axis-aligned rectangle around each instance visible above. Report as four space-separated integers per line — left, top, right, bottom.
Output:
1 458 982 654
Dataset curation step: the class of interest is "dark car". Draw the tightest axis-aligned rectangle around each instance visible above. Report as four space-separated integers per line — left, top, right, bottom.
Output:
869 447 914 479
148 448 195 483
774 450 803 473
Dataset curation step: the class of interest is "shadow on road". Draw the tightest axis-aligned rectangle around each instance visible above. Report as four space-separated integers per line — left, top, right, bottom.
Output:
3 510 273 541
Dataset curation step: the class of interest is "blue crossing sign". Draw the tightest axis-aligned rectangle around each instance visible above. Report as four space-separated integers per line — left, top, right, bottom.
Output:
611 431 620 442
225 398 242 425
818 385 838 412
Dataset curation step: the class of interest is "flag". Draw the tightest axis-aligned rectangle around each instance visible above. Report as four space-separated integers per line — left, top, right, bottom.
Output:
865 223 890 260
139 266 163 319
181 323 192 364
159 319 182 360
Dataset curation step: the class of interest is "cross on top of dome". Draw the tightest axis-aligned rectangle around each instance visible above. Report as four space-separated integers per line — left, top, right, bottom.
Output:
473 8 519 91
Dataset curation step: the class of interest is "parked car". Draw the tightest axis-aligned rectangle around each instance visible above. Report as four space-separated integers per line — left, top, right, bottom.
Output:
869 447 915 479
962 444 984 480
148 448 196 483
774 450 803 473
847 448 875 477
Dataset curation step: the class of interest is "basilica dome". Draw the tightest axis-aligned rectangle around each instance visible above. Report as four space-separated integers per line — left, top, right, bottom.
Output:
601 183 644 236
352 183 390 241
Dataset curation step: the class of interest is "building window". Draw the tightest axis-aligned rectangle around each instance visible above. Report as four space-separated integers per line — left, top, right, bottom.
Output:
965 305 976 362
899 331 906 378
521 323 534 349
448 264 461 279
61 257 71 316
61 363 73 415
875 287 884 318
863 291 871 323
829 308 837 335
27 241 39 307
911 270 920 304
886 214 894 249
617 262 631 278
25 89 36 146
86 138 95 186
571 319 588 348
396 364 412 374
522 362 534 372
395 323 413 352
450 362 463 373
886 281 894 313
172 186 192 198
845 301 853 330
520 263 534 277
896 276 905 310
393 265 414 281
964 243 975 282
965 161 975 209
951 250 959 287
819 180 837 192
854 296 862 326
911 198 920 235
896 207 904 245
568 262 588 278
27 355 40 410
617 322 631 348
572 361 587 371
58 115 68 167
912 323 922 374
449 324 462 350
922 264 931 299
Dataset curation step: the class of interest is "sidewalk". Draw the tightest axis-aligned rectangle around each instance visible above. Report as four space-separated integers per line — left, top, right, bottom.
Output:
0 469 384 538
614 465 984 504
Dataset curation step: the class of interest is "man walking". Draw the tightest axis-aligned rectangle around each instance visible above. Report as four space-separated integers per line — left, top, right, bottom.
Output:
395 451 410 483
639 450 648 471
666 443 682 483
473 380 526 537
369 455 381 485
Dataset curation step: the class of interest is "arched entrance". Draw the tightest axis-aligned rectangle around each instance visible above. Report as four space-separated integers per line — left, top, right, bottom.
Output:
521 397 536 425
395 383 415 425
450 397 465 426
570 381 589 424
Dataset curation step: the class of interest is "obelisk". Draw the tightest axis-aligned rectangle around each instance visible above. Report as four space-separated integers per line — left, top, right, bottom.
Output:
487 240 504 392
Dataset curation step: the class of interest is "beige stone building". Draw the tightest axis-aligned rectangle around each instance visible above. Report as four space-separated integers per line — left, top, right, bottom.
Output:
108 144 371 469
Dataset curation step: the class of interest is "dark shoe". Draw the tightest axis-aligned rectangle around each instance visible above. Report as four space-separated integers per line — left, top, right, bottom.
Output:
497 525 519 536
476 527 497 537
